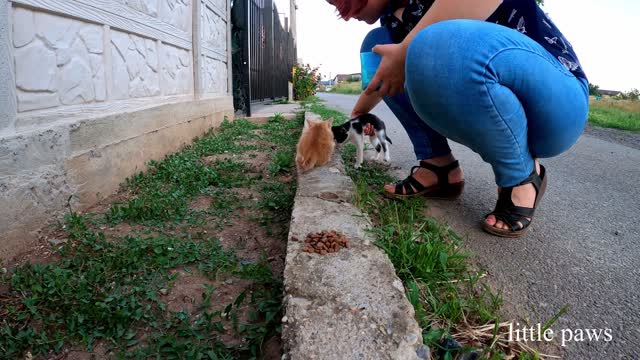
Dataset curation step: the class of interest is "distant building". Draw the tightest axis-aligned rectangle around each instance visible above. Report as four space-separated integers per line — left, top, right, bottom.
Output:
319 80 335 86
599 89 621 97
333 73 361 83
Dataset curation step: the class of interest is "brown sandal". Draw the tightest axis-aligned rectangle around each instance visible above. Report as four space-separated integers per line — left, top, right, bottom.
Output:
482 164 548 238
383 160 465 200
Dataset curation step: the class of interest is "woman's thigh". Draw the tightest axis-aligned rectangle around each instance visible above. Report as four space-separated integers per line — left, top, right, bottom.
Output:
405 19 589 160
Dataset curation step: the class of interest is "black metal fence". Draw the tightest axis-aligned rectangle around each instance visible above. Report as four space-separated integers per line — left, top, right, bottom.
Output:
231 0 296 116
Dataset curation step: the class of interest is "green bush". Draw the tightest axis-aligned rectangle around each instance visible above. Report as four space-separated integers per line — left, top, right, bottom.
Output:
292 64 319 100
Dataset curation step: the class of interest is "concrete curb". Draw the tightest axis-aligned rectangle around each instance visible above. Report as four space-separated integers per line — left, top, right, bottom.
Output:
281 112 427 360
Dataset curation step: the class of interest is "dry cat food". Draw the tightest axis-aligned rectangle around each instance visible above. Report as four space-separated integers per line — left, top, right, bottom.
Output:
302 230 348 255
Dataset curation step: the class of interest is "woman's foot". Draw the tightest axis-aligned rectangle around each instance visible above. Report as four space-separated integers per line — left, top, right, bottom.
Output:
383 153 465 199
484 161 545 234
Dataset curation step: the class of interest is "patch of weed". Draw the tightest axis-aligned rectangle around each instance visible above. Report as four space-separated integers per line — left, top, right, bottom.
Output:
268 149 295 176
1 114 302 359
107 123 255 225
0 212 236 358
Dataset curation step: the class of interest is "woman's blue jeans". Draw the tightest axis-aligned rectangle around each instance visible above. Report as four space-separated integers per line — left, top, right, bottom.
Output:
361 20 589 187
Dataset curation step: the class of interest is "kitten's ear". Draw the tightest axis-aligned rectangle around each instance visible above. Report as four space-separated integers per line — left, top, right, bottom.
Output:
325 118 333 128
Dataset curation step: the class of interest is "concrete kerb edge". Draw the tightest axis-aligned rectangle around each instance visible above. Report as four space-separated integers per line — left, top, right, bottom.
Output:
280 111 427 360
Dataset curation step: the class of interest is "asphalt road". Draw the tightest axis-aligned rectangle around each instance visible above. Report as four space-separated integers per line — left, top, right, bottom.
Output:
318 92 640 359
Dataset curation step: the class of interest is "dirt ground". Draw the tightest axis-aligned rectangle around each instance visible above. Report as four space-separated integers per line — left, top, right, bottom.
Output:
1 121 298 360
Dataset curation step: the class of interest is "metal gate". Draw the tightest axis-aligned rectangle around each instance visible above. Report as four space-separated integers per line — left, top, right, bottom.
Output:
231 0 296 116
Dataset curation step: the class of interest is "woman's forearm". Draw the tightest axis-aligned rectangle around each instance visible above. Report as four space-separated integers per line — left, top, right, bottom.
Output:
399 0 502 51
352 90 383 117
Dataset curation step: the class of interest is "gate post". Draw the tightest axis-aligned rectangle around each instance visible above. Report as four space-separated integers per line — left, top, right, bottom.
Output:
243 0 251 116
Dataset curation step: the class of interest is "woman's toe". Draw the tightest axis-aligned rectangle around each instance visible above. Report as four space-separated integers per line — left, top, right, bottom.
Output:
485 214 497 225
384 184 395 193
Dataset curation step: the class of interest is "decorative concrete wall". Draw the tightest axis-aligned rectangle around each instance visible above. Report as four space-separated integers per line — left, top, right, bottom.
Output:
13 9 106 111
110 30 161 99
0 0 233 259
196 0 229 96
4 0 230 127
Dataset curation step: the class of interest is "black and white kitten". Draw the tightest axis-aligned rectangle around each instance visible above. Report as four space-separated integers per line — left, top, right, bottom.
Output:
331 113 393 169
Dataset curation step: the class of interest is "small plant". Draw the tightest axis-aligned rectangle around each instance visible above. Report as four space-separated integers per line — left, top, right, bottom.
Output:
268 149 294 176
588 83 601 97
292 64 320 101
270 113 286 123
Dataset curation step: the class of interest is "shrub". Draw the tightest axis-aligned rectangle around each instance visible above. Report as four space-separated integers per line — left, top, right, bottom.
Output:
292 64 320 100
588 83 601 97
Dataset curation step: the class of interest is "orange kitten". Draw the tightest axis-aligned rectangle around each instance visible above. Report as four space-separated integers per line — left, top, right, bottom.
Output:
295 118 335 172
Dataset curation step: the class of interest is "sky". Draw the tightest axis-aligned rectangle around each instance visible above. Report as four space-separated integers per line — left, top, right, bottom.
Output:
276 0 640 91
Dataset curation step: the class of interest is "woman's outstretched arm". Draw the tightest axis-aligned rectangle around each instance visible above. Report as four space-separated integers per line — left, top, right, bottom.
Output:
351 90 383 118
365 0 502 97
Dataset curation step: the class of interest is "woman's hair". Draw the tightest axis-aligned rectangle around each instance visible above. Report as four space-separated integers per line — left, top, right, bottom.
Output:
328 0 369 20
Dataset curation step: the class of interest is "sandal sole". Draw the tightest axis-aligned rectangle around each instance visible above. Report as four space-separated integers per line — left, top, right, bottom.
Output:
482 222 528 238
383 182 465 201
482 167 548 239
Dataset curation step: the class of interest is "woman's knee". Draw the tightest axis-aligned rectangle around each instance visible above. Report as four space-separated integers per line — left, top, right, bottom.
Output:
361 27 393 53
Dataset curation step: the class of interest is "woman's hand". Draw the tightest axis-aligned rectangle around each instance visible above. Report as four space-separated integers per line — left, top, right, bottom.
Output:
350 109 365 119
350 109 375 136
364 42 408 97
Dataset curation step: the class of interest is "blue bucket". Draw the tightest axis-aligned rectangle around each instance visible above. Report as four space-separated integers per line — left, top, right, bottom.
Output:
360 52 382 90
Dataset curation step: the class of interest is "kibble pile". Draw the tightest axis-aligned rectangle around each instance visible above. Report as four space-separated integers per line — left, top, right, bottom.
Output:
301 230 349 255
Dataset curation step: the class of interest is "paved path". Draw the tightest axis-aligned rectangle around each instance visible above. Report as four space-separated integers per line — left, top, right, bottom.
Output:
318 92 640 359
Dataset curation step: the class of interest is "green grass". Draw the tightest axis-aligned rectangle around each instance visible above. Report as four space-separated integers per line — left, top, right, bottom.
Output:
588 106 640 132
1 213 283 359
302 96 350 124
311 103 547 359
326 81 362 95
0 114 304 359
106 119 260 225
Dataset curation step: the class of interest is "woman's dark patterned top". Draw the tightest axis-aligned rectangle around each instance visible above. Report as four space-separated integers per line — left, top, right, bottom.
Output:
379 0 586 79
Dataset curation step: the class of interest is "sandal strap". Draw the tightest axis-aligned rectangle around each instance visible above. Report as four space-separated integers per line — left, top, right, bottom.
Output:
394 166 426 195
419 160 460 186
390 160 462 196
516 167 542 191
488 164 546 231
489 206 535 231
